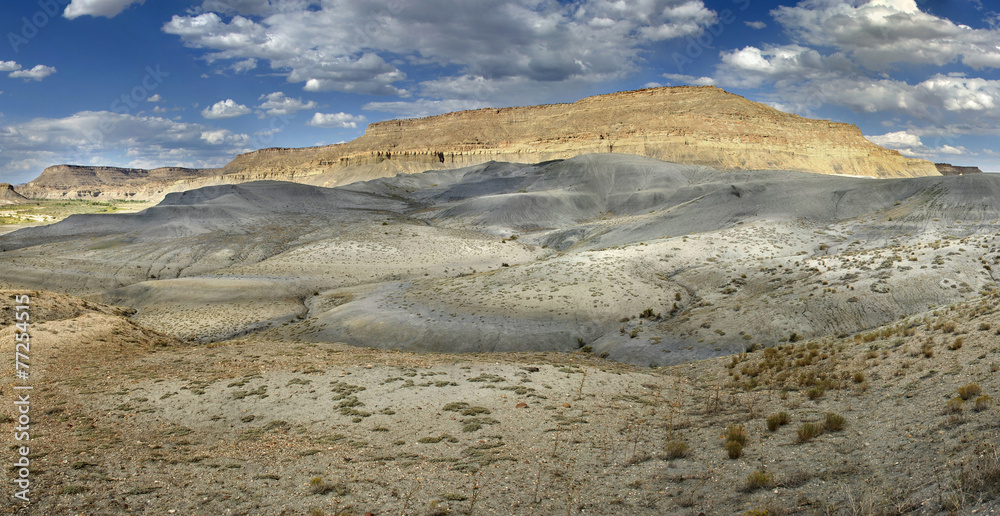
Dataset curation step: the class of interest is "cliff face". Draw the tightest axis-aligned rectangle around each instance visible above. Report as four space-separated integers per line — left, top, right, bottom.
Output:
23 86 940 200
0 183 28 205
936 163 983 175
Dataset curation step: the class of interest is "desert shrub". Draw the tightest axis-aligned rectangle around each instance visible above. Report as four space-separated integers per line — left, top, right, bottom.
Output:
974 395 994 412
726 440 744 459
766 412 791 432
949 337 964 350
797 422 823 442
853 371 865 383
745 470 775 492
806 386 825 400
945 397 965 414
665 440 688 459
979 322 991 331
942 321 957 333
824 412 846 431
309 477 349 496
725 424 748 446
958 383 983 400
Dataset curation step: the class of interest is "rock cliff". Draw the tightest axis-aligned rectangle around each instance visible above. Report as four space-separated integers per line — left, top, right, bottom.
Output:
22 86 940 200
935 163 983 175
0 183 29 205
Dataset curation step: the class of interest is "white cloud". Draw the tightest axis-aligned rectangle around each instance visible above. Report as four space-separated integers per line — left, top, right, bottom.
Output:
201 99 252 119
164 0 718 99
662 73 715 86
744 21 766 29
256 92 317 117
307 112 368 129
146 94 162 103
771 0 1000 70
64 0 145 19
0 111 250 183
0 61 20 72
231 58 257 74
8 65 57 81
866 130 970 159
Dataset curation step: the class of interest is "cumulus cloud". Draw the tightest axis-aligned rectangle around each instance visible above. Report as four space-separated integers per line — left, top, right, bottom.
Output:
64 0 145 19
0 111 249 183
771 0 1000 70
164 0 718 102
201 99 252 119
745 21 766 29
146 94 162 103
0 61 20 72
256 92 317 117
662 73 715 86
867 130 971 159
8 65 57 81
307 112 368 129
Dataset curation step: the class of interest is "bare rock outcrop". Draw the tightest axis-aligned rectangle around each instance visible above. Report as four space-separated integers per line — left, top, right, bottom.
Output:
0 183 29 205
22 86 940 200
935 163 983 175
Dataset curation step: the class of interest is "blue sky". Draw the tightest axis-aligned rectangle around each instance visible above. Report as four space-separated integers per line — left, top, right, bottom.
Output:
0 0 998 183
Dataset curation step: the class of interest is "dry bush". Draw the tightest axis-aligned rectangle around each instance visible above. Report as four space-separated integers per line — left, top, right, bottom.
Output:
797 422 823 442
665 440 688 459
824 412 846 431
726 440 744 459
744 470 775 492
958 383 983 401
725 424 748 446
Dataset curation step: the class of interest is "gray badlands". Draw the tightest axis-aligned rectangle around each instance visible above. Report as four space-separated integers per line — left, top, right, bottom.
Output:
3 153 1000 365
0 101 998 513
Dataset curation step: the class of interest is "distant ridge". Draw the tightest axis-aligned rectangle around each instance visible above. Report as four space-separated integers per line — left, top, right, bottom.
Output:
22 86 940 201
935 163 983 175
0 183 29 205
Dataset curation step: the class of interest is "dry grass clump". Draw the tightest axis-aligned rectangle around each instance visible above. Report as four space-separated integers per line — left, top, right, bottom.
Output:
725 424 748 446
823 412 846 431
766 412 791 432
665 440 688 460
723 423 748 458
957 383 982 401
744 470 775 492
945 397 965 415
974 395 994 412
797 422 823 442
309 477 350 496
726 440 744 459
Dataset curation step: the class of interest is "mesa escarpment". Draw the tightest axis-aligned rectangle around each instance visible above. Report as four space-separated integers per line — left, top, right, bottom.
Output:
936 163 983 175
23 86 939 200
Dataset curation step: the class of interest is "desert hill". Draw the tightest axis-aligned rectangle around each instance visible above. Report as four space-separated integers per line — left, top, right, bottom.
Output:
20 86 938 201
0 153 994 360
936 162 983 175
0 183 29 205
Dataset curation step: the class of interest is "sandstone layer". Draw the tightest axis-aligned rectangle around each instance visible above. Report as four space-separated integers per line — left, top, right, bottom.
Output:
23 86 939 201
935 162 983 175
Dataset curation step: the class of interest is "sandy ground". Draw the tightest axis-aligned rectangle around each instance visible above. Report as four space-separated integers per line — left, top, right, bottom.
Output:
0 291 997 514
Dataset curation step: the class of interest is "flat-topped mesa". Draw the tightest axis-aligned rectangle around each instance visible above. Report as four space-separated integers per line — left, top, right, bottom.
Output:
936 163 983 175
222 86 939 185
23 86 940 200
20 164 215 199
